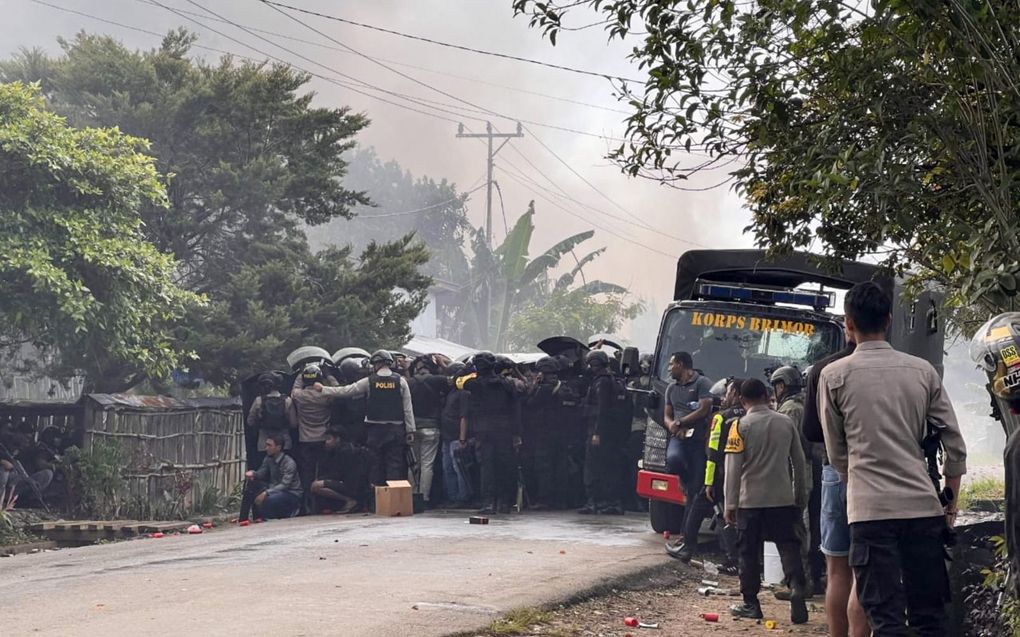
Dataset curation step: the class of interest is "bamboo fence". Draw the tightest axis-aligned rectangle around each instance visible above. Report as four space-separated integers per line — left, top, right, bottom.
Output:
82 395 245 517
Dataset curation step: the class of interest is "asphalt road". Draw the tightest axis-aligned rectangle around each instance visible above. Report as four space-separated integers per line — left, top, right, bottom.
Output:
2 512 664 636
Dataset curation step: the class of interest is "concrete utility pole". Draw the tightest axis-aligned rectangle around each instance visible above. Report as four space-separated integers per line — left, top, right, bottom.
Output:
456 121 524 248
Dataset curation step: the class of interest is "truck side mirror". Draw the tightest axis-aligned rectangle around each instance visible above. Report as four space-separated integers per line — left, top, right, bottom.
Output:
621 347 640 377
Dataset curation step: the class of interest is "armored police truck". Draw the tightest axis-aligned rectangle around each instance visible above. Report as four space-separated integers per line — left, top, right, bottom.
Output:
633 249 945 533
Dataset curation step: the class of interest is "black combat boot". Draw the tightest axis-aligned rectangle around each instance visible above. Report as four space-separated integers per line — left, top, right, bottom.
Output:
730 601 764 620
789 581 808 625
478 499 497 515
576 499 597 515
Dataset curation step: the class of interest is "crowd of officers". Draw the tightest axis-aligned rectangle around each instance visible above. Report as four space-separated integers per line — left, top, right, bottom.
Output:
243 281 967 637
242 346 649 520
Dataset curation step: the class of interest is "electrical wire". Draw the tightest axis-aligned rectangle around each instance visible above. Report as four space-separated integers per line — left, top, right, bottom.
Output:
497 168 677 260
357 182 486 218
260 0 646 84
255 2 711 246
136 0 632 116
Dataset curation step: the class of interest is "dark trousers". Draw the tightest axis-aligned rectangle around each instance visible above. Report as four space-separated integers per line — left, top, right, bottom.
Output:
625 428 646 509
683 490 737 562
239 480 301 520
583 435 627 507
476 431 515 503
737 507 805 605
850 516 950 636
365 423 407 485
533 429 571 508
298 441 325 495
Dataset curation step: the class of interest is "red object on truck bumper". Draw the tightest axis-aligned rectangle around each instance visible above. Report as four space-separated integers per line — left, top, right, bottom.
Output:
636 469 686 505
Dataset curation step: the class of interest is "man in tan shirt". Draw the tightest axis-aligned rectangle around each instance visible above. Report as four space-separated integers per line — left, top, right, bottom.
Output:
724 378 810 625
820 282 966 636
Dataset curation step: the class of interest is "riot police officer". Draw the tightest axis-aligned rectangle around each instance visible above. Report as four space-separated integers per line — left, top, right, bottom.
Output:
577 350 631 515
525 356 572 509
459 352 522 514
315 350 416 485
772 365 824 596
626 354 654 511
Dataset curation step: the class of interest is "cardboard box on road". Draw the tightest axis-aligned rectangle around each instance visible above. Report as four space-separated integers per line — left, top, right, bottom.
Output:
375 480 413 517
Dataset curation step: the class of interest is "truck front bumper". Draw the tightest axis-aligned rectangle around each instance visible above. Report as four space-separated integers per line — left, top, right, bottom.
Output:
636 469 686 506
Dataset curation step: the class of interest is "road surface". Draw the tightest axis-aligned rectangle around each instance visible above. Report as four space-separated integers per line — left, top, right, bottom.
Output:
3 512 664 636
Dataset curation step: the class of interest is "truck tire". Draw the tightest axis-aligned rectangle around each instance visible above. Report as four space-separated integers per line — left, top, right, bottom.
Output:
649 499 685 534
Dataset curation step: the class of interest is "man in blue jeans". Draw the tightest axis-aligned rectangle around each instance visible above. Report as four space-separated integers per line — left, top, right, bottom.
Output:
663 351 714 554
240 434 303 521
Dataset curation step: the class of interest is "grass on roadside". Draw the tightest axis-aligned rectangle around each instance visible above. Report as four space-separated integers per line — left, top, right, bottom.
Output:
958 476 1006 512
488 607 554 635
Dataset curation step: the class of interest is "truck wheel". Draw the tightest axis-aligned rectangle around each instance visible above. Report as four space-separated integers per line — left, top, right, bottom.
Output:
649 499 685 534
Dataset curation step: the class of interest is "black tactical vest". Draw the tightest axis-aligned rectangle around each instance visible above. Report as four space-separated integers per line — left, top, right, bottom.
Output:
366 373 404 423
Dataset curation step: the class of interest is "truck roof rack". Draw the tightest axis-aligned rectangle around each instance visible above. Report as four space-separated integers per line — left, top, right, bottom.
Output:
675 249 892 302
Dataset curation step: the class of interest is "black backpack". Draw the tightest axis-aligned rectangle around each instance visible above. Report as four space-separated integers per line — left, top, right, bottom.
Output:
259 394 289 430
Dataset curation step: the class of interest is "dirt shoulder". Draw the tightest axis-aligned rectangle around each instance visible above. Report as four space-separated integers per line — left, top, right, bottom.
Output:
467 557 830 636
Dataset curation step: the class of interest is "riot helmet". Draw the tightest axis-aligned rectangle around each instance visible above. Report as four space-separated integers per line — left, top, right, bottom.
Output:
971 313 1020 404
639 353 652 375
536 356 560 374
370 350 394 366
495 355 516 376
446 361 466 378
585 350 610 370
709 377 729 398
769 366 803 390
339 357 368 383
301 363 323 384
257 372 278 394
472 351 497 373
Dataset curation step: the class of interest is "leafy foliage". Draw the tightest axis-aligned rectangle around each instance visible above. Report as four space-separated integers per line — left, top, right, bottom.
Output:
1 32 431 390
460 201 638 350
0 81 200 389
513 0 1020 332
61 439 128 519
506 286 642 351
314 147 473 282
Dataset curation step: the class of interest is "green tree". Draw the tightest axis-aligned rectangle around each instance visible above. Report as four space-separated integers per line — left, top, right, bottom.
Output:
0 82 200 391
461 202 637 350
2 32 432 389
506 286 642 351
514 0 1020 332
314 147 472 282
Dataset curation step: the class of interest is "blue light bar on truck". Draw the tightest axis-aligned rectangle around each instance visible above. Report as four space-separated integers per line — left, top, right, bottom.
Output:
696 283 834 310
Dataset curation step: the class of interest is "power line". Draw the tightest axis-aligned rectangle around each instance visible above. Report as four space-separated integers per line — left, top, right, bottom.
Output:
137 0 631 116
498 168 677 260
28 0 472 127
261 0 645 84
255 1 708 246
139 0 478 125
164 0 637 143
358 182 486 218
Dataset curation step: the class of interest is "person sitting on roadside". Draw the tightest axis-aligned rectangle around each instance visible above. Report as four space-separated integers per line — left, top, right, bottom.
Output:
0 423 54 508
239 434 303 522
311 428 371 514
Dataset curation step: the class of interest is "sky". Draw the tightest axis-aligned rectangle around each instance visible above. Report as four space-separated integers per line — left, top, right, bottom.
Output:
0 0 753 308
